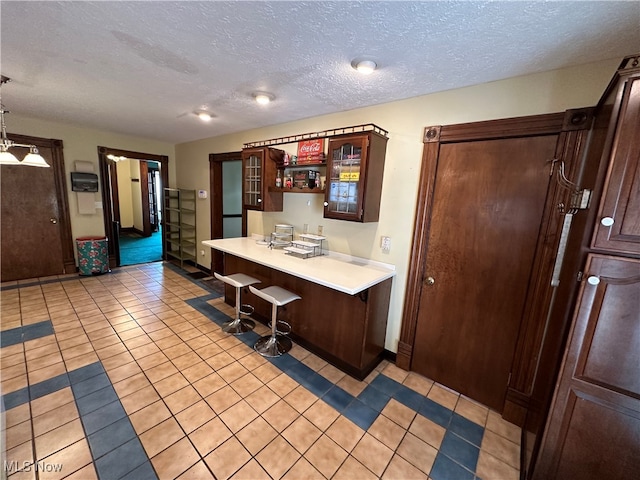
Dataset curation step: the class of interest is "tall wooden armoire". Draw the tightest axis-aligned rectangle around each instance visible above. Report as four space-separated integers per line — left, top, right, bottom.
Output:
532 54 640 479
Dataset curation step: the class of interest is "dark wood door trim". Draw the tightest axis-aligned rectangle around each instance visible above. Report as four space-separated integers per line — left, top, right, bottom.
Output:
4 133 75 275
398 110 594 415
98 146 169 268
209 151 242 273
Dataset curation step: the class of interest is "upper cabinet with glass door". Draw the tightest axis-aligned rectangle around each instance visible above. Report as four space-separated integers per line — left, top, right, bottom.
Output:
242 147 284 212
324 131 388 222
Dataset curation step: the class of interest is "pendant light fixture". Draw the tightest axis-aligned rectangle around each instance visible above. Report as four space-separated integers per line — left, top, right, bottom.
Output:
0 76 50 167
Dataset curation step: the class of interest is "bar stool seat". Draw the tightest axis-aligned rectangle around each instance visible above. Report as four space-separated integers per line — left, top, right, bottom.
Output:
214 272 261 335
249 285 301 357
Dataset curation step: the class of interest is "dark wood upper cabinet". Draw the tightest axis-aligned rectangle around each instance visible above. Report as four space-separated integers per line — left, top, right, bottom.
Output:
324 131 387 222
591 74 640 255
242 147 284 212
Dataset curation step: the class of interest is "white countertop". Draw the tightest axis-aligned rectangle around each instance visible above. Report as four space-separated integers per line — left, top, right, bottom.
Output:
202 237 395 295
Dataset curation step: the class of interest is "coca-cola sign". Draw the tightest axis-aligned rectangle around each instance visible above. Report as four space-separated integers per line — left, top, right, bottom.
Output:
298 139 324 157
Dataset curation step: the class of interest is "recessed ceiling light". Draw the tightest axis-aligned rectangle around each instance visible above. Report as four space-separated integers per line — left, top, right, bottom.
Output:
351 59 378 75
196 111 213 122
253 92 275 105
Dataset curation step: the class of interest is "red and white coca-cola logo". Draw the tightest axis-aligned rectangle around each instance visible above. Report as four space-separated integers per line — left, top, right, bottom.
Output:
298 139 324 156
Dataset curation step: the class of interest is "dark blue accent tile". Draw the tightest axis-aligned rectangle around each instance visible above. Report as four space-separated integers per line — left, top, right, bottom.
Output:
1 327 24 348
357 384 391 412
76 385 119 416
269 353 299 370
88 416 137 459
81 400 128 435
94 437 148 480
29 372 70 400
369 374 403 396
449 413 484 447
69 362 105 385
440 431 480 472
323 386 354 413
393 385 426 411
430 452 475 480
299 372 333 397
343 399 379 430
72 373 111 399
419 398 453 428
285 362 315 383
2 387 29 410
22 321 54 341
119 461 158 480
238 331 260 347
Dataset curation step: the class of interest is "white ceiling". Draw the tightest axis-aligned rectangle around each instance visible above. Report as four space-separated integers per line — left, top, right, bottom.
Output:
1 1 639 144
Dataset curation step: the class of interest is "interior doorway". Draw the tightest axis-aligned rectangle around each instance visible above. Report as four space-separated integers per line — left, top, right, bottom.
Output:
114 158 163 266
209 151 242 273
98 147 169 268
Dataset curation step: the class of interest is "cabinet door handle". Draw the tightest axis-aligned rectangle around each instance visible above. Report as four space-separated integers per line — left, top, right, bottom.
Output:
50 218 58 224
257 198 262 203
600 216 614 227
323 201 328 207
425 276 435 286
587 276 600 285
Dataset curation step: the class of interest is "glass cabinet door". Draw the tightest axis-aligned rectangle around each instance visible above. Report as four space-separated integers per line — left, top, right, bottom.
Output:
243 150 263 209
325 135 368 221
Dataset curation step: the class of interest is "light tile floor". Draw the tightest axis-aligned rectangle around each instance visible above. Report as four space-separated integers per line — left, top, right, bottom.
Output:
1 262 521 479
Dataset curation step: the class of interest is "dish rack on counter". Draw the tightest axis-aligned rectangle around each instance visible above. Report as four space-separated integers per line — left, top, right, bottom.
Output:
284 233 327 259
270 224 294 248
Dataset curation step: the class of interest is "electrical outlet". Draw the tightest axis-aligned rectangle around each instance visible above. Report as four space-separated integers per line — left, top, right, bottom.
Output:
381 236 391 253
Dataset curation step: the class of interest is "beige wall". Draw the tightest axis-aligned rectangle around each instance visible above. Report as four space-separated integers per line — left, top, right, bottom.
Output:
116 160 134 228
175 58 619 352
129 160 144 232
6 115 175 250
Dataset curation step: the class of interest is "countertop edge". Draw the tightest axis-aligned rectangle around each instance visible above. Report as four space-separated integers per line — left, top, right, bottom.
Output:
202 238 395 295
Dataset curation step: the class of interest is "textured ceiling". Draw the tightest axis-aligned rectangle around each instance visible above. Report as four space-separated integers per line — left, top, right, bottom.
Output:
1 1 639 144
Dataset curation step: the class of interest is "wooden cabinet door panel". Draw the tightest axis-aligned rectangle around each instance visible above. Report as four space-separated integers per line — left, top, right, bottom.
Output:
242 148 265 210
323 131 387 223
554 390 640 480
535 254 640 479
242 148 283 213
325 135 369 222
592 75 640 255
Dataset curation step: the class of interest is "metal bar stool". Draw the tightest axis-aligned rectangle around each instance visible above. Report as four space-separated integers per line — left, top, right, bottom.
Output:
249 285 301 357
214 272 261 334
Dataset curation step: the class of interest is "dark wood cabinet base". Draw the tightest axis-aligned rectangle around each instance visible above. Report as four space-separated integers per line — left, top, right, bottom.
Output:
223 253 392 380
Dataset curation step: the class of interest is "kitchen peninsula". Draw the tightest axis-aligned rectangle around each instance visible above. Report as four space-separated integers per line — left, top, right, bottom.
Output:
203 237 395 379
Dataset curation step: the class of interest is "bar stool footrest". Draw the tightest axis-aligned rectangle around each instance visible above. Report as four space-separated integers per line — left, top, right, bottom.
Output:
267 320 292 335
239 304 255 316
